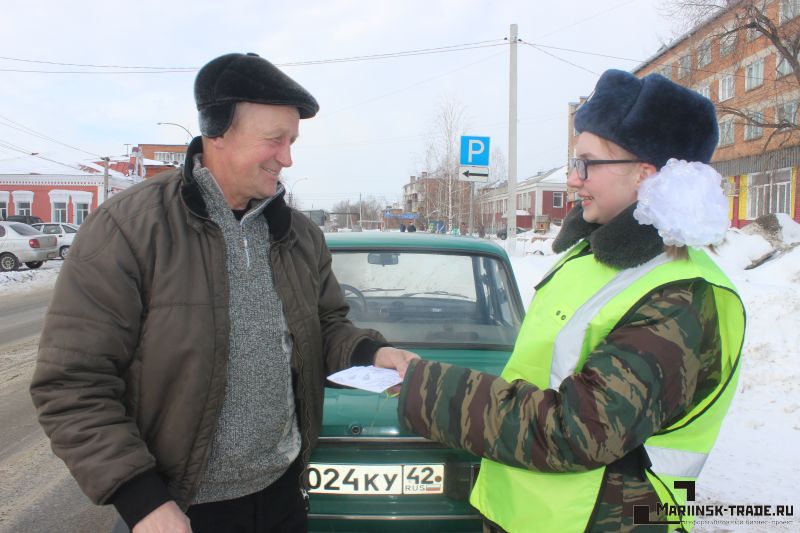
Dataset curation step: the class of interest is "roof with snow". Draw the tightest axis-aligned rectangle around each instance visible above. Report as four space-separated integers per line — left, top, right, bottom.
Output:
479 165 567 191
0 154 127 178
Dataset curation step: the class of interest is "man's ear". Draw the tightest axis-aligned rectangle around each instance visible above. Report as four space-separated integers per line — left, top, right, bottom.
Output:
206 134 226 150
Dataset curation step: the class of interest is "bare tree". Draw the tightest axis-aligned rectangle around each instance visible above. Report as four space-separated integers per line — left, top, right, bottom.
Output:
330 197 384 228
420 96 472 230
490 146 508 183
661 0 800 149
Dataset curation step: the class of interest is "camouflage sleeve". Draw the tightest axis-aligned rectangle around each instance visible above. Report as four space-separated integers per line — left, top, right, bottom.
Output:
397 280 722 472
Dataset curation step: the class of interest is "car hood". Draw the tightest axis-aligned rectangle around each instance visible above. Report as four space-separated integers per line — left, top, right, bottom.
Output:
321 348 510 438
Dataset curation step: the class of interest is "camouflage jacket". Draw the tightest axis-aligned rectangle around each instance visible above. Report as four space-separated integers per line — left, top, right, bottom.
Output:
398 205 724 532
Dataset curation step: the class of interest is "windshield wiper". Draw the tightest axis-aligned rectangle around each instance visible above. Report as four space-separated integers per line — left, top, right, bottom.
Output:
400 290 470 299
362 287 405 293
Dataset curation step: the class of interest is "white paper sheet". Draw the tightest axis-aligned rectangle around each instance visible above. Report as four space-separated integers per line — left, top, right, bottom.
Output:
327 365 403 393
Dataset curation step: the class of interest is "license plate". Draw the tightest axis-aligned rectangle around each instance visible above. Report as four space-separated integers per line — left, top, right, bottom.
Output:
307 464 444 495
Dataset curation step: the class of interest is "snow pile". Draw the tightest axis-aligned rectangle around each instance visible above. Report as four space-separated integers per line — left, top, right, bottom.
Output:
776 213 800 244
710 229 774 271
0 261 62 296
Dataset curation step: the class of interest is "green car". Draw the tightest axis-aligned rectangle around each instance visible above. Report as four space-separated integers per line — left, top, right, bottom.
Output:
310 232 525 532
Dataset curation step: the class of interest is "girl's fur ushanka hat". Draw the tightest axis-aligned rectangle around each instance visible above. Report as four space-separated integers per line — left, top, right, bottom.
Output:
194 52 319 137
574 69 718 169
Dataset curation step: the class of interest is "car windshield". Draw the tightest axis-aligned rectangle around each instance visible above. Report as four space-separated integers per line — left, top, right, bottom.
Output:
331 251 522 348
10 223 40 236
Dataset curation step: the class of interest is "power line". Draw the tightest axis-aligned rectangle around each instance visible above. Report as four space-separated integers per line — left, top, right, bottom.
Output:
0 140 87 173
278 40 507 66
520 39 799 86
534 0 638 40
0 55 196 70
0 114 102 158
325 50 505 115
0 39 508 74
520 41 599 76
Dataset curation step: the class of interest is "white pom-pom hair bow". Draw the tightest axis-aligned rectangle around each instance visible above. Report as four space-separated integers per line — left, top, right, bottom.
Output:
633 158 730 247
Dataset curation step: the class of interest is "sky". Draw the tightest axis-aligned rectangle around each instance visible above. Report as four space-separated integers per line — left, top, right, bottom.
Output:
0 0 685 211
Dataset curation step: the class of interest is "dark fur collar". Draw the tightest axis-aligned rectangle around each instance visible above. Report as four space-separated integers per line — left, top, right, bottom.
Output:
180 136 292 241
552 203 664 269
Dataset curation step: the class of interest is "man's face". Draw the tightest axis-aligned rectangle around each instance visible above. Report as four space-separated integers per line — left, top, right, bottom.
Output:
213 102 300 208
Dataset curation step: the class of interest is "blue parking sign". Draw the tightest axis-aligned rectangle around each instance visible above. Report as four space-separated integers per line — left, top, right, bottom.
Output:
460 136 490 166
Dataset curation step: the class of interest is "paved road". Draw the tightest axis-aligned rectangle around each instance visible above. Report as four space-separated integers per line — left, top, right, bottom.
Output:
0 336 117 532
0 289 52 347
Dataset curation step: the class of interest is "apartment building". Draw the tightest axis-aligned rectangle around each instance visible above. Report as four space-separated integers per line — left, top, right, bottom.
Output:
569 0 800 226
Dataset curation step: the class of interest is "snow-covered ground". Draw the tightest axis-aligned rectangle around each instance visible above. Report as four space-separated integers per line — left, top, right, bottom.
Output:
508 214 800 532
2 216 798 530
0 260 62 295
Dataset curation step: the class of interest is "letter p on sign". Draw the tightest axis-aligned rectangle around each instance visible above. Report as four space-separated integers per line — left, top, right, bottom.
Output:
460 136 490 167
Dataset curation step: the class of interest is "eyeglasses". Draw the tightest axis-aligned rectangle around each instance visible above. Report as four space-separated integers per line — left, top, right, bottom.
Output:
569 157 643 181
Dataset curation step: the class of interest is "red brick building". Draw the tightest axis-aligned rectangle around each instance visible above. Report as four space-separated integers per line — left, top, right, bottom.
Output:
403 171 473 231
476 167 569 233
0 159 132 224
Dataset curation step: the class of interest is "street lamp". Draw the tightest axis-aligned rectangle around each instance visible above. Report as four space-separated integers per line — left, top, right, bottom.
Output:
288 178 309 208
157 122 194 142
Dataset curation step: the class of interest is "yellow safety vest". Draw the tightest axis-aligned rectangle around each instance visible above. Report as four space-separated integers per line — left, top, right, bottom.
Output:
470 242 745 532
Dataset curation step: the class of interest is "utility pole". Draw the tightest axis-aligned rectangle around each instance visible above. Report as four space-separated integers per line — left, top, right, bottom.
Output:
448 168 453 232
506 24 518 254
468 182 475 235
359 193 363 225
102 157 110 203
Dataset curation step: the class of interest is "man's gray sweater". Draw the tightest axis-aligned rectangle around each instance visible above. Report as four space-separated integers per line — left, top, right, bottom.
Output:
192 159 301 504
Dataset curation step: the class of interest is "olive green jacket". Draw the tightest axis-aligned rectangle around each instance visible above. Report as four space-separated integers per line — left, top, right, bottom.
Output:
30 138 386 521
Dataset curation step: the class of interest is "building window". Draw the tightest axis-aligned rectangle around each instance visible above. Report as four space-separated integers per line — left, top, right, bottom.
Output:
659 64 672 79
16 201 32 216
52 202 68 223
154 151 186 165
719 119 735 146
719 74 735 101
697 83 711 100
77 205 89 224
776 55 793 78
678 55 691 78
697 40 712 68
553 191 564 208
781 0 800 23
720 32 736 56
777 101 799 126
745 58 764 90
71 192 93 224
11 190 34 216
747 168 792 218
744 110 764 140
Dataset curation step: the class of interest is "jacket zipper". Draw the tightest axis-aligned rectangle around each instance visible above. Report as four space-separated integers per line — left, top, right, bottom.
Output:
272 241 314 493
240 218 251 269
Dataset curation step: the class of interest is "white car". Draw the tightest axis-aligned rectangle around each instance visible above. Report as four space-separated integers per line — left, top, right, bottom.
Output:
0 222 59 272
31 222 79 260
